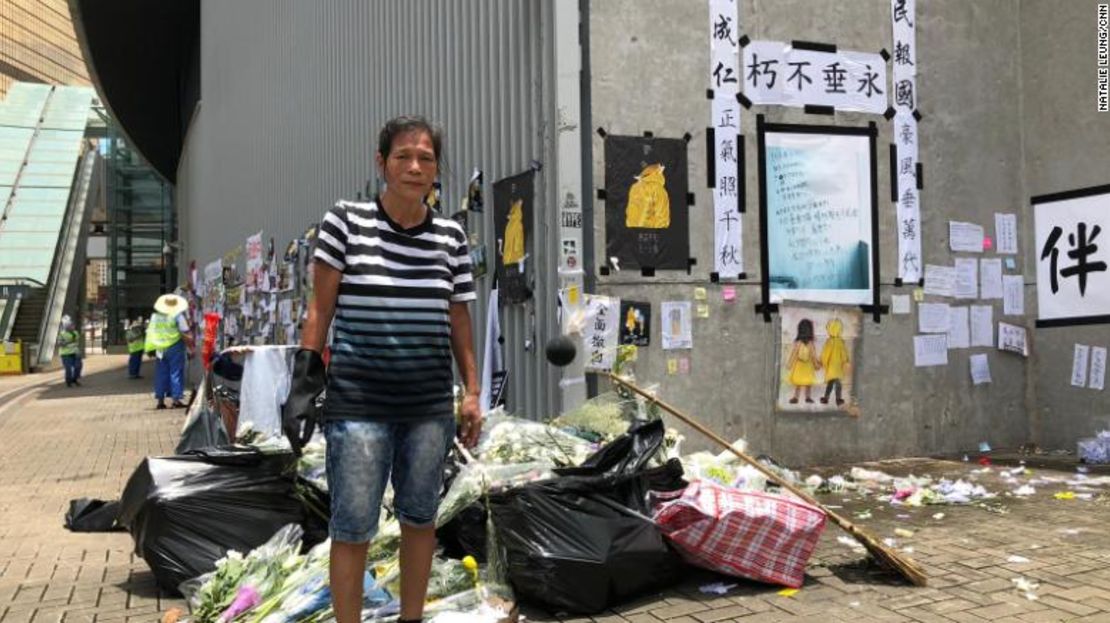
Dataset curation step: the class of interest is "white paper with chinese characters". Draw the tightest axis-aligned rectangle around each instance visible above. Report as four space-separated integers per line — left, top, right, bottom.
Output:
712 97 743 278
765 132 874 305
924 264 955 297
970 353 992 385
582 294 620 371
1072 343 1090 388
742 41 888 114
980 258 1003 299
1034 190 1110 323
710 0 743 279
891 0 920 281
891 0 917 77
918 302 950 333
914 334 948 367
950 222 984 253
947 306 970 349
970 305 994 347
1003 275 1024 315
998 322 1029 357
1090 346 1107 391
995 213 1018 254
954 258 978 299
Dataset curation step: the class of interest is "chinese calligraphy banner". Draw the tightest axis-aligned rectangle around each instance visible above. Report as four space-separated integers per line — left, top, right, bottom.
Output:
776 305 862 416
743 41 888 114
709 0 743 279
583 294 620 371
1033 184 1110 327
759 121 879 306
604 135 690 270
891 0 921 283
494 169 535 304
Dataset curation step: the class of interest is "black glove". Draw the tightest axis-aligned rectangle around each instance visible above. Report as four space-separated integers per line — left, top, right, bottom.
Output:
283 348 326 456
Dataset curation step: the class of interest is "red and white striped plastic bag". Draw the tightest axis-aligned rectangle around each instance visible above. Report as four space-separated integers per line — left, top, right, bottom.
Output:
652 479 827 587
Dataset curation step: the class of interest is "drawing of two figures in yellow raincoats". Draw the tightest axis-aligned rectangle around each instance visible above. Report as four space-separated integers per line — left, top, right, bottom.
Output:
779 307 861 413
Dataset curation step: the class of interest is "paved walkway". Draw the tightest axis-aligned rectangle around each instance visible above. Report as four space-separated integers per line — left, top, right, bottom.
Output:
0 355 186 622
0 355 1108 622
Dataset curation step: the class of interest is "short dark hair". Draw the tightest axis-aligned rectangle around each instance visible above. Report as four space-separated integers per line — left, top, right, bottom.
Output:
377 115 443 163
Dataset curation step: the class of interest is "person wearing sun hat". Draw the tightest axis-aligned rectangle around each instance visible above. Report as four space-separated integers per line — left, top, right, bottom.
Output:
144 292 194 409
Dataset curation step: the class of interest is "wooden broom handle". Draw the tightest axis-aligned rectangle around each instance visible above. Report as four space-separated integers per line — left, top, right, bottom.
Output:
605 372 856 528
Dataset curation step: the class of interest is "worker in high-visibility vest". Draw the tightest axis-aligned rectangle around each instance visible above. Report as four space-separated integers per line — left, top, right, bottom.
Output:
125 318 146 379
145 293 194 409
56 315 82 387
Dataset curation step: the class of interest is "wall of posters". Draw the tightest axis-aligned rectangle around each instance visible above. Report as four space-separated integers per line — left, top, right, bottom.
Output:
494 169 535 304
604 135 690 270
1033 184 1110 327
759 122 878 306
776 305 863 415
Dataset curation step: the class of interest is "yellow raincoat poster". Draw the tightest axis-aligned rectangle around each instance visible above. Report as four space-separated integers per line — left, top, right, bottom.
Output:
776 305 862 416
494 169 535 304
605 135 689 270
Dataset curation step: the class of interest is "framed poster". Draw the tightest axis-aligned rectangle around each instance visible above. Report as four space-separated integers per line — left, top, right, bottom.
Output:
619 300 651 346
604 135 690 270
776 304 862 416
494 169 535 304
757 117 880 316
1033 183 1110 327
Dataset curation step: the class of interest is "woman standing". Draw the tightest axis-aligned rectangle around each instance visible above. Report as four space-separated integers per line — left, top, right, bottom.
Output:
283 116 481 623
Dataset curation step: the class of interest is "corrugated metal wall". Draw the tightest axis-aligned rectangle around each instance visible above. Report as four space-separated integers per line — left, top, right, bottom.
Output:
177 0 564 420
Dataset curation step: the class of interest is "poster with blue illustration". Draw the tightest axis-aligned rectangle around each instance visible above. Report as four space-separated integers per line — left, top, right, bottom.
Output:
759 120 878 307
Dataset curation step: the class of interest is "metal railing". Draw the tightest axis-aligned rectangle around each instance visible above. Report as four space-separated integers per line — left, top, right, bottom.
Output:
35 150 98 366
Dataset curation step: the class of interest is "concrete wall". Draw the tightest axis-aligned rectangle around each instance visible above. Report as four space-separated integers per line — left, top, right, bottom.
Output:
586 0 1107 464
171 0 1110 463
176 0 568 420
1022 0 1110 449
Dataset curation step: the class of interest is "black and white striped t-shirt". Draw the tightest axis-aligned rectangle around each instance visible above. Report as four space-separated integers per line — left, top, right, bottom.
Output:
314 198 476 421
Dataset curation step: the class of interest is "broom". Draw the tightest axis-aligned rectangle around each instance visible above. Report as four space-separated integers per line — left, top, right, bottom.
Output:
603 371 928 587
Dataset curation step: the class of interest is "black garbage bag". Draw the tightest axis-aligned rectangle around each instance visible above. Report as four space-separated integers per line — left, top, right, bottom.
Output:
436 502 489 562
65 498 122 532
117 447 310 594
438 419 673 566
175 396 230 455
488 459 687 614
556 418 665 478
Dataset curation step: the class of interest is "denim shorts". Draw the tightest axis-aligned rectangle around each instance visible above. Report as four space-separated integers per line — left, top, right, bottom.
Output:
324 417 455 543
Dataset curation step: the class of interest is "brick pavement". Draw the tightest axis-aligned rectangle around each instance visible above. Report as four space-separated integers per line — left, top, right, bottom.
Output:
0 355 186 622
1 355 1109 621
